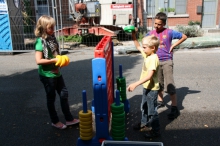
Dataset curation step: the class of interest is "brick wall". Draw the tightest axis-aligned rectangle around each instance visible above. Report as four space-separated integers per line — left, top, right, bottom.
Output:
187 0 203 22
139 0 204 27
147 17 190 27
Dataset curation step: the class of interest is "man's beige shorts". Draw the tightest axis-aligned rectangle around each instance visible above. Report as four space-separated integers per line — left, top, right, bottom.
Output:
158 60 176 95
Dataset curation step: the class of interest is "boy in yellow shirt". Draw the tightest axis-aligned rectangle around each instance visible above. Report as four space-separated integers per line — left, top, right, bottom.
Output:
127 31 160 138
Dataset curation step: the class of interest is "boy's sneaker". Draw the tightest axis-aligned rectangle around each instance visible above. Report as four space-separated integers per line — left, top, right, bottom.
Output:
167 106 180 119
133 122 150 131
145 130 161 138
157 101 165 109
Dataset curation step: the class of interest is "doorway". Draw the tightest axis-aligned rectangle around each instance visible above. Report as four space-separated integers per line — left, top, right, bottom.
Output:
202 0 218 28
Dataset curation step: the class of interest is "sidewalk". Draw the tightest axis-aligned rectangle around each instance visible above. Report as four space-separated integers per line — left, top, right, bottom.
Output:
114 34 220 54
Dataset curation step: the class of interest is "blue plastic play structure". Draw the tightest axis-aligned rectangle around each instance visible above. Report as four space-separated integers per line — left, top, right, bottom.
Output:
77 37 129 146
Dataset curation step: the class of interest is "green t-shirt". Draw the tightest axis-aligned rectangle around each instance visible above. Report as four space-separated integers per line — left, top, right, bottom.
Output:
35 38 61 78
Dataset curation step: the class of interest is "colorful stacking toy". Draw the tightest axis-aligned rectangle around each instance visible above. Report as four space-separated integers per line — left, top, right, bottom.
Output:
111 90 125 141
79 90 93 141
116 65 130 113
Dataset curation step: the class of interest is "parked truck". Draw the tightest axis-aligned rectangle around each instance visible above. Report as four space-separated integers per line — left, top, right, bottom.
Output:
64 0 133 36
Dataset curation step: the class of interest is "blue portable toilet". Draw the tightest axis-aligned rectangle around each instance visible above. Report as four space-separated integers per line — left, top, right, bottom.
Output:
0 0 13 52
0 0 25 52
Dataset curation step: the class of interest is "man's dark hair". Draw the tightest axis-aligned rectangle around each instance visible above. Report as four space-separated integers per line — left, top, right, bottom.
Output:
155 12 167 24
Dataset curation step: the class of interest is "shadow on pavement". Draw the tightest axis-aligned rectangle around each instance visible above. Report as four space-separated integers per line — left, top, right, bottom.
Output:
0 52 220 146
126 94 220 146
0 54 140 146
124 86 220 146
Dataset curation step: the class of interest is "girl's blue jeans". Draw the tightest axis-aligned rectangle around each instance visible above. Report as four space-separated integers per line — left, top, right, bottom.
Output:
39 75 73 124
141 88 160 131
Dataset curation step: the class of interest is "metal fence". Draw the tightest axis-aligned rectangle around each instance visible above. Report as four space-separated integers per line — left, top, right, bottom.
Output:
4 0 136 52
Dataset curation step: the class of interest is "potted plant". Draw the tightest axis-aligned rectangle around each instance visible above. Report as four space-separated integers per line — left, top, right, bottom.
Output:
168 8 175 15
159 8 165 13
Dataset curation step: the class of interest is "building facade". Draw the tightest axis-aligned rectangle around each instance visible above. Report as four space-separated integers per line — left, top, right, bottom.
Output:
136 0 220 28
21 0 220 29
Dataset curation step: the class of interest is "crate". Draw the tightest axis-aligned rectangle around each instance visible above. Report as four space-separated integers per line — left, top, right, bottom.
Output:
101 140 163 146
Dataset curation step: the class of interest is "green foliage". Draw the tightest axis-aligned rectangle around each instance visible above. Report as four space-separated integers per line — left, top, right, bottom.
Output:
159 8 165 12
81 34 104 46
58 35 82 42
188 20 201 26
168 8 175 12
138 33 145 41
58 34 104 46
175 25 204 37
138 26 148 34
159 7 175 13
137 26 149 41
195 21 201 25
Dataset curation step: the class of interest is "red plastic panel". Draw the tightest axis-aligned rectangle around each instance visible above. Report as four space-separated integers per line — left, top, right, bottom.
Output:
94 36 113 122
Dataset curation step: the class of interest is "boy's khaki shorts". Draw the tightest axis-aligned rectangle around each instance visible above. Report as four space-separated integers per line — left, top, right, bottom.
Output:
158 60 176 95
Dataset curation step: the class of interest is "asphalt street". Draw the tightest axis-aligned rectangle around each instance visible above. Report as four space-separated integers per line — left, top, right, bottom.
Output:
0 47 220 146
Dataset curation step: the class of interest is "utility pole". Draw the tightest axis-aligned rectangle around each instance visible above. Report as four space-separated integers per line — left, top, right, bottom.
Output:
143 11 147 33
133 0 137 27
143 0 148 32
149 0 154 30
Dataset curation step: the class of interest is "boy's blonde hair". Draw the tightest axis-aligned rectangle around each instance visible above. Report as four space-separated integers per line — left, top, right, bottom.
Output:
142 35 160 52
34 15 55 39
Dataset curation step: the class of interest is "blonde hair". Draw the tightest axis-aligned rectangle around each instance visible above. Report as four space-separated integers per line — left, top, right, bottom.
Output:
34 15 55 39
142 35 160 52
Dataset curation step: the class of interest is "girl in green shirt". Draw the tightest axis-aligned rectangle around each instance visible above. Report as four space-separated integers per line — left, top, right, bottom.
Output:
35 15 79 129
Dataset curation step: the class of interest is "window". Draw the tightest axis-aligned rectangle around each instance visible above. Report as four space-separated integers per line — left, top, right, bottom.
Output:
175 0 186 14
37 0 47 5
147 0 155 15
158 0 164 10
147 0 187 15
